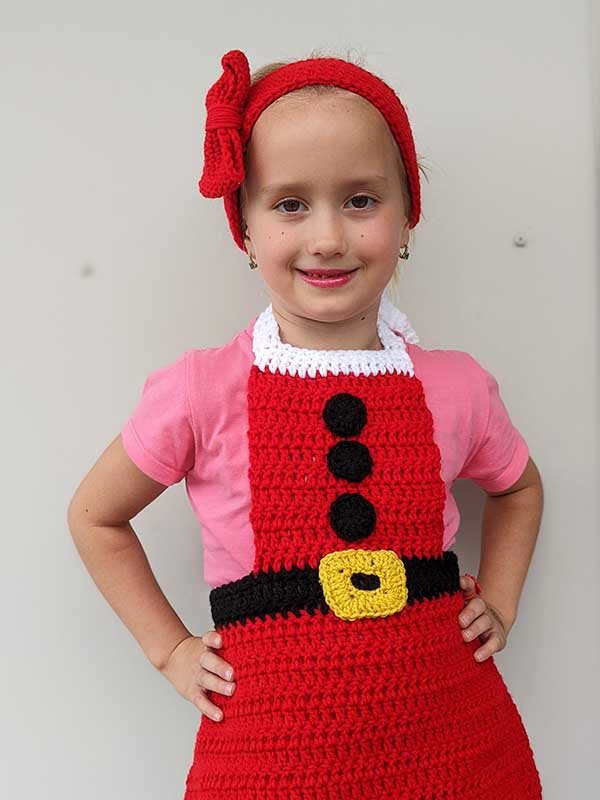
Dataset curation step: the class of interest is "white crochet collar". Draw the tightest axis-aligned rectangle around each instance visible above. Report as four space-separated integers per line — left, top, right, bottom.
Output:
251 295 419 378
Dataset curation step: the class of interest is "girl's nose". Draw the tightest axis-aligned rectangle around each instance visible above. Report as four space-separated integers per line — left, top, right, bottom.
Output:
306 210 348 258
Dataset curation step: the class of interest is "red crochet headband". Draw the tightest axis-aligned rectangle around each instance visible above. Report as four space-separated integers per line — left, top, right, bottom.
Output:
198 49 421 254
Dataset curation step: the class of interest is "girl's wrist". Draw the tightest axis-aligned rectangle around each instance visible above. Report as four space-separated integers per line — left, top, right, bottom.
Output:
153 631 194 672
487 600 516 635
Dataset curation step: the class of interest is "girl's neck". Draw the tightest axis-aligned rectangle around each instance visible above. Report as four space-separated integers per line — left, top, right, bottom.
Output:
271 303 384 351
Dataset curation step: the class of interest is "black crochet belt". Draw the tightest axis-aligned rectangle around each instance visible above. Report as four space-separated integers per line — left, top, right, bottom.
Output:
209 550 461 630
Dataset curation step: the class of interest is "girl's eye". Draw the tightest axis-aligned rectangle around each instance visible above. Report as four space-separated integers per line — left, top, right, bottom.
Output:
348 194 378 210
274 194 378 214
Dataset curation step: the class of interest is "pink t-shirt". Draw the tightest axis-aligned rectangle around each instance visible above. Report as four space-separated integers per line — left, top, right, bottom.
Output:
121 307 529 588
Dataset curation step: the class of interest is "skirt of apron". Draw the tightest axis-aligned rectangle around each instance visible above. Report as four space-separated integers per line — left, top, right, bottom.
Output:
184 589 542 799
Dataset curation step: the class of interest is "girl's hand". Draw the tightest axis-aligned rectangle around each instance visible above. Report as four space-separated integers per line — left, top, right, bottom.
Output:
159 631 236 722
458 574 511 663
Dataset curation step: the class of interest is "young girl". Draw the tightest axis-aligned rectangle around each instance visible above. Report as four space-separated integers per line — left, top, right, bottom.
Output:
68 48 544 798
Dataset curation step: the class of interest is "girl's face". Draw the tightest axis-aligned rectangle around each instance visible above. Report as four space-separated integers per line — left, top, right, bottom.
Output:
241 90 410 336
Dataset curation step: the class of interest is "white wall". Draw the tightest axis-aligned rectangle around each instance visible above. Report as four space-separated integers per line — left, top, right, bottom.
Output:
3 2 598 797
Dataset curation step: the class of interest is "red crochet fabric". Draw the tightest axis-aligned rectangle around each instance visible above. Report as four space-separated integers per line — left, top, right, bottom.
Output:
183 362 542 799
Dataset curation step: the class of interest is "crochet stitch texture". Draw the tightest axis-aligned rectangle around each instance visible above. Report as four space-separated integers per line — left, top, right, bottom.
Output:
183 300 542 799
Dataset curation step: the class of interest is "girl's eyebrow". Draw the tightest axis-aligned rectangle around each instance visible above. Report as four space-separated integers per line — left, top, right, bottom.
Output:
259 175 389 198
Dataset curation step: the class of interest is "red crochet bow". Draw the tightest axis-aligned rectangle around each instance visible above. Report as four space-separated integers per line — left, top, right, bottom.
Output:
199 50 250 198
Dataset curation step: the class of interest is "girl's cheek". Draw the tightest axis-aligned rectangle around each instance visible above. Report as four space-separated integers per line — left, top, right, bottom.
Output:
269 235 297 261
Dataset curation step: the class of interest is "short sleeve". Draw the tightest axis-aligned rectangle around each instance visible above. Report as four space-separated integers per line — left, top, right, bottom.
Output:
121 351 196 486
457 355 529 493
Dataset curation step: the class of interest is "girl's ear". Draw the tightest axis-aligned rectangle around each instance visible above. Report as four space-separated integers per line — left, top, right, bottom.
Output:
240 202 253 253
402 217 410 247
242 222 254 258
400 219 410 249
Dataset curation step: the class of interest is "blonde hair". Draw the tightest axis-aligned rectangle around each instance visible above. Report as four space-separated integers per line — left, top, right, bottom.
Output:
239 46 430 302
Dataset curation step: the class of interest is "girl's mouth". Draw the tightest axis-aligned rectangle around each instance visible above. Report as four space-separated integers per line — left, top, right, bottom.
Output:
296 268 359 288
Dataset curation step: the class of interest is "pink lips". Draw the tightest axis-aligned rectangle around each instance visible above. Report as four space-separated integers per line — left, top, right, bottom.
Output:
301 269 354 277
296 268 358 288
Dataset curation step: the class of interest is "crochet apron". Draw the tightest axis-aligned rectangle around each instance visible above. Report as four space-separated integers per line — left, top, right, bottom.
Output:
184 301 542 799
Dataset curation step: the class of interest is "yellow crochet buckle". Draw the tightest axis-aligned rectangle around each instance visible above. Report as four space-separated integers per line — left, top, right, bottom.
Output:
318 549 408 622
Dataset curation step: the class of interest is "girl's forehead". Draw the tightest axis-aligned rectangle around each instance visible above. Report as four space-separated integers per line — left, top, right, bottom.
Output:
258 89 382 127
253 94 391 147
245 98 398 182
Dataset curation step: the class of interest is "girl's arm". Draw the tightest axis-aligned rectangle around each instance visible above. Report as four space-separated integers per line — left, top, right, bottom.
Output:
67 433 193 671
476 456 544 632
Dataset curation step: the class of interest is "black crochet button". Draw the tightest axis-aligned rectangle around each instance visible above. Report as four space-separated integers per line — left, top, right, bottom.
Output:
326 440 373 482
329 492 376 542
350 572 381 591
322 393 367 438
